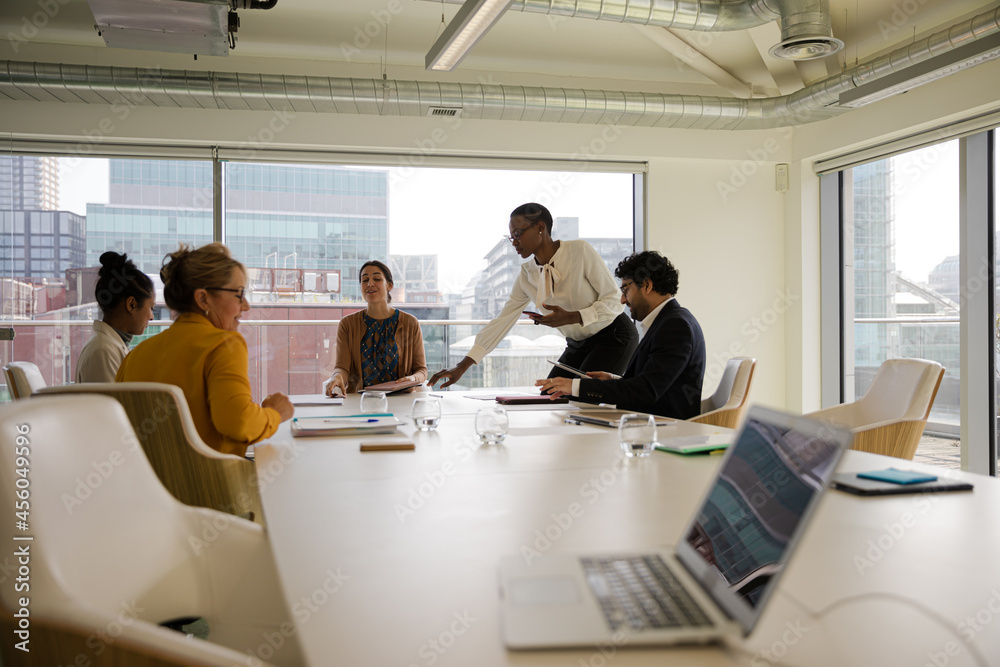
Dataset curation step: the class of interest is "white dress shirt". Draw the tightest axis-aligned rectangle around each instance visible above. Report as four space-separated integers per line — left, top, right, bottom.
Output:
466 239 623 364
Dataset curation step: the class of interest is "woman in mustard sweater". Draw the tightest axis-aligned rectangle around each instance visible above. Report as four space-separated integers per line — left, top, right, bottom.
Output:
324 260 427 396
117 243 293 456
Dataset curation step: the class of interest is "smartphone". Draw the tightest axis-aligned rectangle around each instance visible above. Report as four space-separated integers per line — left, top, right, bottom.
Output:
522 311 541 317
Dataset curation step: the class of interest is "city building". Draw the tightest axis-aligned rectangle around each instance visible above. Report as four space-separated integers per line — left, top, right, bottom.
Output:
1 156 86 280
85 160 390 303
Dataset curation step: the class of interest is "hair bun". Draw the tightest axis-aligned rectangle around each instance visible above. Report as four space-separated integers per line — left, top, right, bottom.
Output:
98 251 128 275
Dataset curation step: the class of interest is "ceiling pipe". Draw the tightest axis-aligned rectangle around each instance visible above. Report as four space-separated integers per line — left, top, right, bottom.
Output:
0 7 997 131
425 0 842 60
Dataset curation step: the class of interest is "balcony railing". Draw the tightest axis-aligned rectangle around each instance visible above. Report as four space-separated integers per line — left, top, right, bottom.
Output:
853 317 960 431
0 319 563 401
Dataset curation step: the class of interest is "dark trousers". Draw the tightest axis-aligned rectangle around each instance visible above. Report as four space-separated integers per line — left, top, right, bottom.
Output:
547 312 639 379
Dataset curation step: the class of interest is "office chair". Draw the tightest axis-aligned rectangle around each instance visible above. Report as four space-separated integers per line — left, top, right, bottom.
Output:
804 358 945 460
689 357 757 429
3 360 47 399
0 395 303 667
35 382 265 526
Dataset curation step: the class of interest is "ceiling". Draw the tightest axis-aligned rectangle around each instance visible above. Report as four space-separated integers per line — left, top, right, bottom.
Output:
0 0 997 99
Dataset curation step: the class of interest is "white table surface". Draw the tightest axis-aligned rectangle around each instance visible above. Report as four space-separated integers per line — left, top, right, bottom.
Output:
256 390 1000 667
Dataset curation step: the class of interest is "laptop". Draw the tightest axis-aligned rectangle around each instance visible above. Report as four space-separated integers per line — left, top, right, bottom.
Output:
498 405 852 648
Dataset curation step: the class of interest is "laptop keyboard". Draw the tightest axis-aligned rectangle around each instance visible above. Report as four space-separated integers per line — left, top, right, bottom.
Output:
580 555 713 631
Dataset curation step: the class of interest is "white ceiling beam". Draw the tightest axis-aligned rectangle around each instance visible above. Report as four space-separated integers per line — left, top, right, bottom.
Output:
746 22 804 95
631 24 751 98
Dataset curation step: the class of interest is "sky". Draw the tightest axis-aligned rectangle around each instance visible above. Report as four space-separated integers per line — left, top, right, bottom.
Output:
889 141 960 282
56 149 968 290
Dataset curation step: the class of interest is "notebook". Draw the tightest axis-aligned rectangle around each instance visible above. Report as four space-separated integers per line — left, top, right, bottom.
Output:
567 410 675 428
498 405 851 648
831 471 973 496
654 433 732 455
290 414 404 437
361 378 424 394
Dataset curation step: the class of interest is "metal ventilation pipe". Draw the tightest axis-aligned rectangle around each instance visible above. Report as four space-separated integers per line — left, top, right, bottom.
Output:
767 0 843 60
0 7 997 131
424 0 842 59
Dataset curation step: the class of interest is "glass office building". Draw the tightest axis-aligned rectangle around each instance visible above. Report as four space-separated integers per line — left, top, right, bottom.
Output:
85 160 388 302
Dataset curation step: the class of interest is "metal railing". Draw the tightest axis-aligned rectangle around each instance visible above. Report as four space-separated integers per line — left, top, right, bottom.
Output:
0 319 563 401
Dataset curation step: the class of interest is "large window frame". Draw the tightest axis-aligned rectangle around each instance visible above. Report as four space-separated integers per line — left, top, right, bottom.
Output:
820 130 997 476
2 140 646 397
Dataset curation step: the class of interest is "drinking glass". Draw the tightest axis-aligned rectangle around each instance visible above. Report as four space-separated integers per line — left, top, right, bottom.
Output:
411 397 441 431
475 405 509 445
359 390 388 414
618 413 657 457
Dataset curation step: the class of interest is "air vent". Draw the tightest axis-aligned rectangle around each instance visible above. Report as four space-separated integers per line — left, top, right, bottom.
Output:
426 107 462 117
769 36 844 61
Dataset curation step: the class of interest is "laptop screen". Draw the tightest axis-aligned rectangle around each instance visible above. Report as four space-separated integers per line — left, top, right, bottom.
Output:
676 406 850 633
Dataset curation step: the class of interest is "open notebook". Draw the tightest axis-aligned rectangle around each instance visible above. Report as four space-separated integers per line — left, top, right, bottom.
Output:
498 405 851 648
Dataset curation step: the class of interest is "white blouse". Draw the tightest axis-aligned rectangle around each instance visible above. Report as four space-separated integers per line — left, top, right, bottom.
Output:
466 239 624 364
75 320 130 383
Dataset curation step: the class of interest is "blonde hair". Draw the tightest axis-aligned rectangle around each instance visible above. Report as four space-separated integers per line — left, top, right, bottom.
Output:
160 243 246 313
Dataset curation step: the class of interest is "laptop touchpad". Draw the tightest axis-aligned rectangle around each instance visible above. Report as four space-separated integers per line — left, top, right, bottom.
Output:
507 576 579 606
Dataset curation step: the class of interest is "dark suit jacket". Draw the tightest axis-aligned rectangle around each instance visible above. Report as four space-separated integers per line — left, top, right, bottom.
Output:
577 299 705 419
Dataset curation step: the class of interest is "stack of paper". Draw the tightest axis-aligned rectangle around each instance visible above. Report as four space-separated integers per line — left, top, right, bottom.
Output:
291 414 404 437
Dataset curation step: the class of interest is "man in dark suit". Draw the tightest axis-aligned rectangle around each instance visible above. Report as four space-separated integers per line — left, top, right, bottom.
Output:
536 251 705 418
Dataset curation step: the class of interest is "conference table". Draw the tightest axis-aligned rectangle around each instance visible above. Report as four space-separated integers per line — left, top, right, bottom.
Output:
255 389 1000 667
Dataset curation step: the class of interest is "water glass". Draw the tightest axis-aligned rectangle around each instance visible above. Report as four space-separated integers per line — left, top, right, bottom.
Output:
411 397 441 431
475 405 509 445
618 413 657 457
359 390 388 414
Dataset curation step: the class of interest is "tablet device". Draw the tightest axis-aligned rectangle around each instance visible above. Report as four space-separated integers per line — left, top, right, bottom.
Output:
831 472 973 496
547 360 587 378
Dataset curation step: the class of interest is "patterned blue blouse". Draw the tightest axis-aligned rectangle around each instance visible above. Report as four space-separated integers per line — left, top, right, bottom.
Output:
360 310 400 386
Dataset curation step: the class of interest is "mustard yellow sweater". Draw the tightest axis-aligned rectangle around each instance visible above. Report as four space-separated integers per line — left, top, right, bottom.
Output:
116 312 280 456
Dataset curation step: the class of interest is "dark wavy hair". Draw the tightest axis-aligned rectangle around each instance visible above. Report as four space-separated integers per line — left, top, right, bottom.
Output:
359 260 394 303
614 251 679 296
95 251 154 315
510 202 553 235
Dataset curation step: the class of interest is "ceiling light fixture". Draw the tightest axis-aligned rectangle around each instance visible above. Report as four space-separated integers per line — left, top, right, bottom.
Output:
425 0 513 72
839 31 1000 108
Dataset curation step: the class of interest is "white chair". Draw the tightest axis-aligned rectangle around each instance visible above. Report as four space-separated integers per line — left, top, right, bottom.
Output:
805 358 945 460
35 382 265 526
0 395 304 667
3 361 46 399
689 357 757 429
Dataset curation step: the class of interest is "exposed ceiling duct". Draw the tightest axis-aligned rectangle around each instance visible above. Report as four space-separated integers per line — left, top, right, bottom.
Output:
424 0 843 61
0 6 997 131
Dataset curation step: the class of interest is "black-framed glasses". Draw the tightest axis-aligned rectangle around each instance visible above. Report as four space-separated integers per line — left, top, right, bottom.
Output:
208 286 248 303
619 280 635 296
505 223 536 243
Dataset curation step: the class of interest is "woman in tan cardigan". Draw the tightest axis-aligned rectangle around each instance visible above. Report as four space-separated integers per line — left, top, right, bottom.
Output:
324 260 428 396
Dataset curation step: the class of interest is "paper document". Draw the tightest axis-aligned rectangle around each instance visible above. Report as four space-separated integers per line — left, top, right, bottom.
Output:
291 415 404 437
288 394 345 406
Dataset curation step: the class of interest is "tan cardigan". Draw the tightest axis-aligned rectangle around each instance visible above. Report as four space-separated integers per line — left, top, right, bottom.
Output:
332 309 428 393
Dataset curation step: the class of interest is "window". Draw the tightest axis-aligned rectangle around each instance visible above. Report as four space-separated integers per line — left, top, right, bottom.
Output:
2 153 638 400
844 141 960 431
829 130 999 474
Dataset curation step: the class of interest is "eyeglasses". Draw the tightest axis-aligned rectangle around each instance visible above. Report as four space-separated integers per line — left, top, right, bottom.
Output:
208 286 249 303
505 224 536 243
619 280 635 296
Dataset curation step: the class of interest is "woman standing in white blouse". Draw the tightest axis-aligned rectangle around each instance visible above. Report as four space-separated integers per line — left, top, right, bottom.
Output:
429 202 638 388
